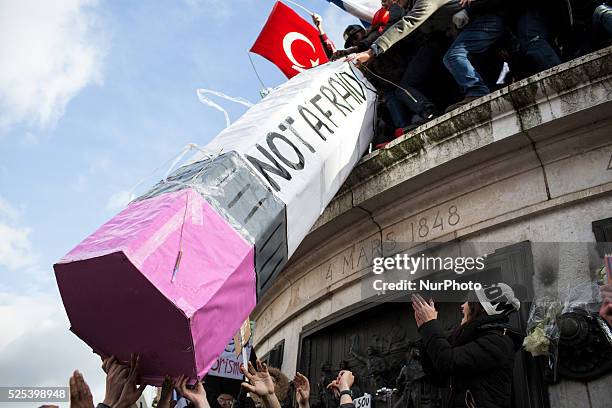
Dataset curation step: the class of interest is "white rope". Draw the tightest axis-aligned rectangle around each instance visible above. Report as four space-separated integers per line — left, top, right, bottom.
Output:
163 144 197 181
358 62 418 103
124 147 195 200
120 143 219 205
196 89 254 128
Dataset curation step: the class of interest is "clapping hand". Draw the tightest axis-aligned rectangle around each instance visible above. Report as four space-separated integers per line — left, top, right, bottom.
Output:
69 370 94 408
326 378 340 398
337 371 354 391
412 294 438 328
293 372 310 408
327 371 354 404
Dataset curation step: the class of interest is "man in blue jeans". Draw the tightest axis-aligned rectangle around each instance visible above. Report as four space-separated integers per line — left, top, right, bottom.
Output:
443 0 505 112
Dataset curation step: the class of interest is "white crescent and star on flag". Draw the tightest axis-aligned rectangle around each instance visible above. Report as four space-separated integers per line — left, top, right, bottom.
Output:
282 31 320 72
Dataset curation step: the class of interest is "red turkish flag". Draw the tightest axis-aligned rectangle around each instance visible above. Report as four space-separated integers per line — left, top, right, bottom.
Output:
250 1 329 79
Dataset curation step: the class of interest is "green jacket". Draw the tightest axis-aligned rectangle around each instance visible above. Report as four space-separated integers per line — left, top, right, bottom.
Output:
373 0 460 54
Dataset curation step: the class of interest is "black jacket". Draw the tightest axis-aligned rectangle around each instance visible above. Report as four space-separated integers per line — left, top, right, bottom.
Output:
465 0 506 17
418 315 524 408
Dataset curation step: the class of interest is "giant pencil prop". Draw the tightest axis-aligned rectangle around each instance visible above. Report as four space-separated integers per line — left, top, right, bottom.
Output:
54 61 376 384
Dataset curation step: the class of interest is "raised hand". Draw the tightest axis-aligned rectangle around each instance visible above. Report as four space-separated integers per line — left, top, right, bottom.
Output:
69 370 94 408
326 379 340 398
115 354 146 408
412 294 438 328
176 375 208 408
328 371 354 405
293 372 310 408
240 361 280 408
157 375 177 408
311 14 323 33
102 356 129 407
336 371 354 391
240 361 275 397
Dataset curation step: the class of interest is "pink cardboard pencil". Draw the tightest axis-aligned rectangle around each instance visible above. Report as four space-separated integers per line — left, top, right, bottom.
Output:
54 61 376 384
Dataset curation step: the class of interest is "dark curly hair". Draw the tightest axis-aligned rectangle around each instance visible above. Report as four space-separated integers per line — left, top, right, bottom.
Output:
267 366 290 403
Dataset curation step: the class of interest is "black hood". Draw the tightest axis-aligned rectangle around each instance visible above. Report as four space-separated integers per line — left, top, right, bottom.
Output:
452 313 525 351
478 315 525 351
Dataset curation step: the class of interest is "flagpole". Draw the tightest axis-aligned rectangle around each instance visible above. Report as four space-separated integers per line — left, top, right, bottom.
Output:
248 52 268 92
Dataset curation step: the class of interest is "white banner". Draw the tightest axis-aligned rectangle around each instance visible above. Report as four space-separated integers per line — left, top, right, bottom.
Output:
203 61 377 256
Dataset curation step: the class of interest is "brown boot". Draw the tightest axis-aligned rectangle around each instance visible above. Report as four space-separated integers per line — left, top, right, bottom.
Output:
444 95 481 113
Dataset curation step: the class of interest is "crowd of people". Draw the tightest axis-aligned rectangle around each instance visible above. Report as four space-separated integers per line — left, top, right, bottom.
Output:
53 282 612 408
313 0 612 148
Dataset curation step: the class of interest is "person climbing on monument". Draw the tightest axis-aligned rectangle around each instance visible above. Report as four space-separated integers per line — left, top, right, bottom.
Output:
350 0 510 112
441 0 507 111
348 0 462 138
332 0 415 60
348 0 460 65
411 285 525 408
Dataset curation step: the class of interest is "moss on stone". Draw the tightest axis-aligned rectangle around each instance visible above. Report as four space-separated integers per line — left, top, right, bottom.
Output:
424 102 493 143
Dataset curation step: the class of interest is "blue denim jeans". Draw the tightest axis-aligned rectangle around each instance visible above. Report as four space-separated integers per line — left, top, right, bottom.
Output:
593 5 612 37
516 9 561 72
385 91 410 129
385 91 426 129
444 14 505 97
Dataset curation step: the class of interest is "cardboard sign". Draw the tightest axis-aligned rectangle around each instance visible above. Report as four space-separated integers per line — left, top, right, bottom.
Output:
353 393 371 408
208 336 253 380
